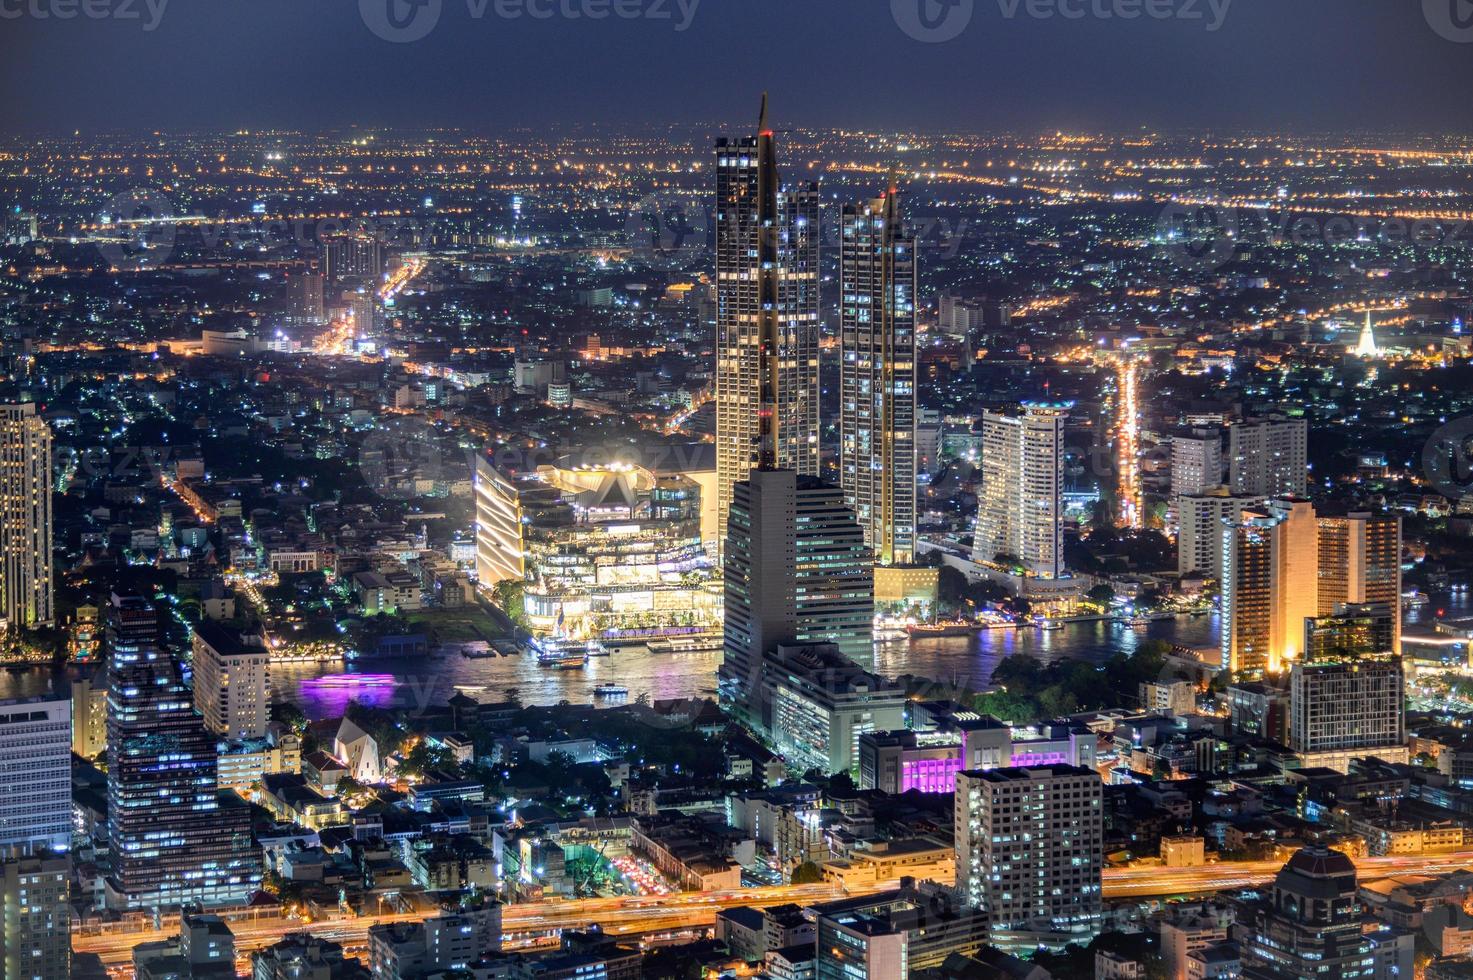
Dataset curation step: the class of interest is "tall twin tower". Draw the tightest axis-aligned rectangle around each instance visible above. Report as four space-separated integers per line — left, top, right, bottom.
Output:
713 97 917 566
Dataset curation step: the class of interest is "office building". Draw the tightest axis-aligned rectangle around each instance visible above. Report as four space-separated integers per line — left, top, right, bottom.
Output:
322 232 383 284
955 765 1103 950
1177 489 1255 576
721 470 874 723
1228 418 1308 498
1223 501 1404 677
1220 499 1318 676
762 643 906 776
0 404 53 628
106 593 260 910
1172 427 1225 500
971 403 1070 582
839 185 917 565
285 267 325 324
812 878 990 977
1239 846 1409 980
192 622 271 740
0 697 71 856
1289 656 1407 772
1317 513 1402 653
1 854 70 980
714 98 821 543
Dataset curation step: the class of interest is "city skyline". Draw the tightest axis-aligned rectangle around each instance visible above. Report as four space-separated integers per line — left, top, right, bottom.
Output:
4 3 1473 974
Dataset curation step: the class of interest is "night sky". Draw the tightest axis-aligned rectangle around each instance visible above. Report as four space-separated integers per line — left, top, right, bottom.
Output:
1 0 1470 134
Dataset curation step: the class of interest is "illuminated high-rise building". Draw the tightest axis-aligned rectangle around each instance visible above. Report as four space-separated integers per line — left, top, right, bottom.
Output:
714 97 820 544
192 622 271 740
839 185 917 566
1221 499 1318 676
284 266 325 324
105 593 260 910
955 765 1103 951
0 404 53 628
0 697 71 855
1 854 70 980
1176 489 1255 576
322 232 383 284
1171 427 1225 501
1289 655 1406 772
1228 418 1308 498
971 403 1069 581
721 470 874 724
1316 513 1401 653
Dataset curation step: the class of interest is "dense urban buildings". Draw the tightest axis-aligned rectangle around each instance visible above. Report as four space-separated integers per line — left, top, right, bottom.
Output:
1 6 1471 971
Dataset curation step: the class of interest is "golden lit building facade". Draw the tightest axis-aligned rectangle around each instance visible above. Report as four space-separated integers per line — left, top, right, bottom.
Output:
0 404 53 628
474 455 719 637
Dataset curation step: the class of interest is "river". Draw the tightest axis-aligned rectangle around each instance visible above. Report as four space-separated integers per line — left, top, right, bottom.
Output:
3 593 1461 721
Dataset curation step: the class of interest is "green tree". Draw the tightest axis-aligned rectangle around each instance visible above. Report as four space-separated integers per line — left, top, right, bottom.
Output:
789 861 825 884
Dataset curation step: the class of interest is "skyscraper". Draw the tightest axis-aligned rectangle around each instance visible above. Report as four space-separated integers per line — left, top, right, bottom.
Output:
955 765 1103 951
839 184 917 566
1171 427 1225 501
721 470 874 724
0 697 71 855
0 404 53 628
106 593 260 910
1176 488 1255 576
971 403 1070 581
1289 656 1406 772
322 232 383 284
1 855 70 980
192 622 271 740
714 97 820 544
1228 418 1308 498
1317 512 1402 653
1221 499 1318 676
